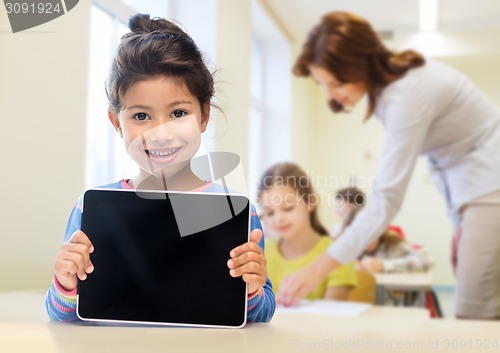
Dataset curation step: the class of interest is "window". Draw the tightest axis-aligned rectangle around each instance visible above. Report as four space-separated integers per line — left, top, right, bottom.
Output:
85 4 131 188
249 0 292 204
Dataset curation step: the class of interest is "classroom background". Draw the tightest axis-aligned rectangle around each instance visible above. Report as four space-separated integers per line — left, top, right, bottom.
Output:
1 0 499 305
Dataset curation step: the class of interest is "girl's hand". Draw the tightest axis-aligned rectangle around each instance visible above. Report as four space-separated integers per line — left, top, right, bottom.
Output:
355 260 364 271
54 230 94 291
227 229 267 295
359 257 384 272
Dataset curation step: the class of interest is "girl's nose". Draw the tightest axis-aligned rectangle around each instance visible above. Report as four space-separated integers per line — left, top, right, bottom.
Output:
275 210 285 221
148 121 173 144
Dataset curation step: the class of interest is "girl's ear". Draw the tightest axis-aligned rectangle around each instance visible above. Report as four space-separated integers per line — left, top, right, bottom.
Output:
200 103 211 132
108 109 123 138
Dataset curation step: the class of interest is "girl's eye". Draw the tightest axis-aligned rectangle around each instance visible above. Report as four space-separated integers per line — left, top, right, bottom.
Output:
284 206 294 212
133 113 149 121
171 110 187 118
265 211 274 218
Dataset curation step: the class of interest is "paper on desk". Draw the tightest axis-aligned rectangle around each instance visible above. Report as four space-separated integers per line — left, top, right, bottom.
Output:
276 300 370 317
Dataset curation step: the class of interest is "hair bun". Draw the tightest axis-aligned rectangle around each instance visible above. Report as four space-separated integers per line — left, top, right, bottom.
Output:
128 13 153 33
128 13 184 37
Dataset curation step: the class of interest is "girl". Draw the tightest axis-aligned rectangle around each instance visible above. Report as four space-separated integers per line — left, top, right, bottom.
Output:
258 162 356 301
44 14 275 323
341 207 432 274
277 12 500 320
343 205 435 311
329 187 366 240
331 187 405 240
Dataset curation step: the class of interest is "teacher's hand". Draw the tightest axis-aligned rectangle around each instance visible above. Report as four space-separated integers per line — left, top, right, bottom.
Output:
451 226 462 276
277 252 340 306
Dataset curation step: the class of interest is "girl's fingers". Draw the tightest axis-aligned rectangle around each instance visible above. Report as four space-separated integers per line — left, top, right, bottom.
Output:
243 273 266 292
229 241 262 259
249 229 263 244
62 255 89 281
227 250 266 270
54 232 95 290
54 258 83 287
229 261 265 278
69 230 94 253
60 243 94 273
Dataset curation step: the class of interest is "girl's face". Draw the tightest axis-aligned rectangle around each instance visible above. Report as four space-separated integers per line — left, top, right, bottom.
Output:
108 76 209 183
335 199 354 220
308 64 366 110
260 185 312 240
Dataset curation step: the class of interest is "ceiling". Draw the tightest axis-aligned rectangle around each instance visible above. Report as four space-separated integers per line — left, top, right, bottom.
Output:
262 0 500 41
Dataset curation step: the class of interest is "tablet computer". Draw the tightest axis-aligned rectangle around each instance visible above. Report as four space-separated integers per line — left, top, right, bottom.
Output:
77 188 250 328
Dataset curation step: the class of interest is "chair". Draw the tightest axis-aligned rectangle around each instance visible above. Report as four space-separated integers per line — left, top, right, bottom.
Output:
348 270 377 304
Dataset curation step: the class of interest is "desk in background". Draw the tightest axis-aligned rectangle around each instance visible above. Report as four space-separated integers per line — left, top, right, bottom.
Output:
374 271 434 307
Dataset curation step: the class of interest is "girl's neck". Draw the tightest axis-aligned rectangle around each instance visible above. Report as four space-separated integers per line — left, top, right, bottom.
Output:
130 168 206 192
278 225 321 260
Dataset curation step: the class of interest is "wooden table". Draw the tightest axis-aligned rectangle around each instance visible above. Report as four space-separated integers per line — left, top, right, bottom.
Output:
3 290 499 353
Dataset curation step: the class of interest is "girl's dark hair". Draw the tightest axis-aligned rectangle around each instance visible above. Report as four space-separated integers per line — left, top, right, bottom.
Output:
257 162 328 236
293 11 425 119
335 187 365 206
106 13 215 115
342 204 403 248
340 204 362 234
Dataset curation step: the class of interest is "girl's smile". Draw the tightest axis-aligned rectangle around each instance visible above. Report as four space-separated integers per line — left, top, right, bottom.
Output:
145 147 181 165
276 224 292 233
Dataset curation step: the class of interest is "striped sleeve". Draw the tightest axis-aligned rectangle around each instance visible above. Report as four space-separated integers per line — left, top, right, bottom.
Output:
45 274 78 321
44 201 83 322
245 207 276 323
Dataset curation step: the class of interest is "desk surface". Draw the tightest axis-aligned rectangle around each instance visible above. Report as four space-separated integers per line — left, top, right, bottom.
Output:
374 271 433 290
2 291 499 353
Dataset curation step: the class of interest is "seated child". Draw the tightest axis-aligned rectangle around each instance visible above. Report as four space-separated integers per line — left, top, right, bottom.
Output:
330 187 407 240
342 205 435 310
342 206 433 273
258 162 357 301
329 187 366 240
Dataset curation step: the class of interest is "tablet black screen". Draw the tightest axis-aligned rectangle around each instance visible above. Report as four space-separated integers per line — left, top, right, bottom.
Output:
77 189 250 327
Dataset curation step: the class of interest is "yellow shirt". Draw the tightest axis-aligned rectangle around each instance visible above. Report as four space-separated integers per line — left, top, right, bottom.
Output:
265 237 357 300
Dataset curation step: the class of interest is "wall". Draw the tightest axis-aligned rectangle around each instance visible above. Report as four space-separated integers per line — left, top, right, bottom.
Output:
213 0 252 195
0 3 90 291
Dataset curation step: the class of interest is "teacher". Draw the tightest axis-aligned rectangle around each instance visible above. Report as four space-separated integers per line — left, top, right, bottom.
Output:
277 11 500 319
